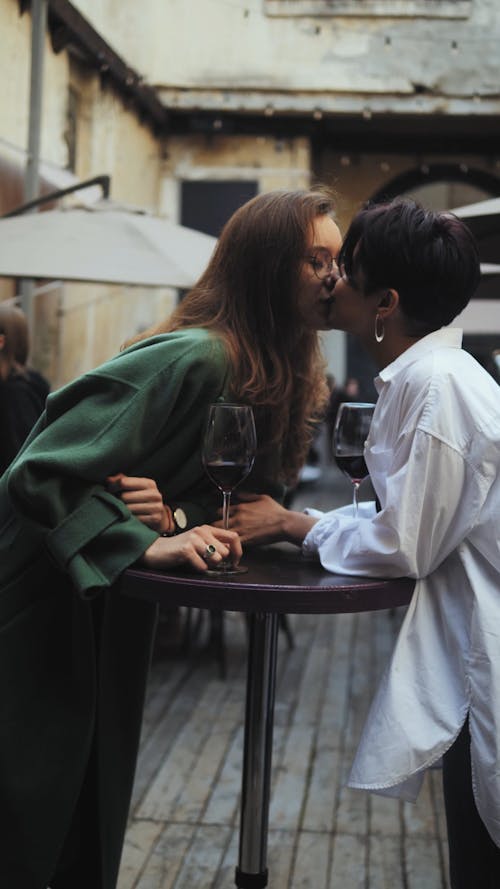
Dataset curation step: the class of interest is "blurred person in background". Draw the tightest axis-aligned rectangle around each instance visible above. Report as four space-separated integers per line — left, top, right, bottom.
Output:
0 302 50 475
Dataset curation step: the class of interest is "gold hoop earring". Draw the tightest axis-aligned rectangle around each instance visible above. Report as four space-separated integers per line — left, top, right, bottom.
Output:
375 314 385 343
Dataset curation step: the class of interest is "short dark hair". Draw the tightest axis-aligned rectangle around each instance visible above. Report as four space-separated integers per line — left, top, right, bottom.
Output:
339 198 481 334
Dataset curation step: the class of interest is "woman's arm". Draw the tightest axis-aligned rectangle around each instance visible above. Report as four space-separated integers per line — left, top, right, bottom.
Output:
6 333 230 597
222 492 318 545
227 430 487 582
141 524 242 572
106 476 243 571
107 473 174 534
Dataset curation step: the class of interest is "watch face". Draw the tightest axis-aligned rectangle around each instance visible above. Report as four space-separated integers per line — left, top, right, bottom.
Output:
173 507 188 530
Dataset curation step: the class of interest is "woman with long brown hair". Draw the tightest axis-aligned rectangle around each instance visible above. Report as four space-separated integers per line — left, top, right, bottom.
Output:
112 187 341 533
0 187 341 889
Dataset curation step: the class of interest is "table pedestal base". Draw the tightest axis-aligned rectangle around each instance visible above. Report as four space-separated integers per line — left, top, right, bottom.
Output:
122 551 414 889
235 866 269 888
236 612 279 888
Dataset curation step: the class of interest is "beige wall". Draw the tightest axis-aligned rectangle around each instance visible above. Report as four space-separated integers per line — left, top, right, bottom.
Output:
161 133 312 222
0 0 69 167
1 0 31 151
70 0 500 126
70 61 163 210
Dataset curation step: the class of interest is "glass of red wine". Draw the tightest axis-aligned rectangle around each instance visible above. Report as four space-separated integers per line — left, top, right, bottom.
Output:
332 402 375 517
202 403 257 574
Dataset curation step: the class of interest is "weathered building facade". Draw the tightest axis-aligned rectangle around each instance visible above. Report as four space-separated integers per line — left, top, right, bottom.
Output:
146 0 500 386
0 0 175 385
1 0 499 386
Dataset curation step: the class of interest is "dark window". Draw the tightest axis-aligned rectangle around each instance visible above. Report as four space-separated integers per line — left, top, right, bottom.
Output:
181 180 258 238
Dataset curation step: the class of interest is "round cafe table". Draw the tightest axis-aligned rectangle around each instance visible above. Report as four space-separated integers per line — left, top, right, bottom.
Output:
121 544 415 889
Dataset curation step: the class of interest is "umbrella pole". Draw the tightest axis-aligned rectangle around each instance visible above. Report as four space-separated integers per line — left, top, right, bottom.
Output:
20 0 48 328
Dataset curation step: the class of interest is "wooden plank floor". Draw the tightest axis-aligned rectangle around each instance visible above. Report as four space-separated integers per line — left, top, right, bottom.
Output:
118 461 451 889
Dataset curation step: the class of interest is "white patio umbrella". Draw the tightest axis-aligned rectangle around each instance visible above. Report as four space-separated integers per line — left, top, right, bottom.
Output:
450 199 500 281
0 200 217 288
480 263 500 275
452 197 500 241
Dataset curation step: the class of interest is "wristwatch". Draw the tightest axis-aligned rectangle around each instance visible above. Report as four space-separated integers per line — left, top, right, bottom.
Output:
172 506 188 532
160 505 188 537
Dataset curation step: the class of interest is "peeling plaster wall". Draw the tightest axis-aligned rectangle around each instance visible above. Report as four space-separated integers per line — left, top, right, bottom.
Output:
73 0 500 117
160 133 312 217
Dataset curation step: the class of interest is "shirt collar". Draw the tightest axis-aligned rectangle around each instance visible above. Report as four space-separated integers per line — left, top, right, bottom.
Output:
374 327 463 392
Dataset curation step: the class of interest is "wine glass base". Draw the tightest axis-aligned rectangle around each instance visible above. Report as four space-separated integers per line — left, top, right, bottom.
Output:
205 564 249 576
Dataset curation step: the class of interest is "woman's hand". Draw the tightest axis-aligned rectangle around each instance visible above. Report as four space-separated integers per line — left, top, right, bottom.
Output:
218 492 317 546
141 525 243 573
107 473 174 534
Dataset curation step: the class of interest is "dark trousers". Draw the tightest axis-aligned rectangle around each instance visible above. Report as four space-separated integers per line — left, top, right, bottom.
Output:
442 720 500 889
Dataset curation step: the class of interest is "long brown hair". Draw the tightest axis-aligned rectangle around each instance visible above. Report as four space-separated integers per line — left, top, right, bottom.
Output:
125 188 336 483
0 303 29 381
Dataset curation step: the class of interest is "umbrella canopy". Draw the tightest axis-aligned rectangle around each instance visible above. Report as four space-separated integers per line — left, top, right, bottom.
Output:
452 197 500 241
0 200 217 288
480 263 500 275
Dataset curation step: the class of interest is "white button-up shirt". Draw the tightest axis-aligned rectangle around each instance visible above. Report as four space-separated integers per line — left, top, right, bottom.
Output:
303 327 500 843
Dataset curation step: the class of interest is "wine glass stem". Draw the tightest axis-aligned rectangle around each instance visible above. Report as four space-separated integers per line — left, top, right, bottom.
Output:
222 491 232 530
352 482 360 517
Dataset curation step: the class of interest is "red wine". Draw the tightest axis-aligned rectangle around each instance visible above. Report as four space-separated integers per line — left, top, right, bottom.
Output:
205 460 253 492
335 454 368 484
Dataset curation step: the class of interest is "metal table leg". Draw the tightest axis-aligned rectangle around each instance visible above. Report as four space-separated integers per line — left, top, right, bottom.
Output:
235 612 279 889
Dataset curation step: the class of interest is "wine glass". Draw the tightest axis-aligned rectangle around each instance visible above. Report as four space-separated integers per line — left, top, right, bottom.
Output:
332 402 375 517
202 403 257 574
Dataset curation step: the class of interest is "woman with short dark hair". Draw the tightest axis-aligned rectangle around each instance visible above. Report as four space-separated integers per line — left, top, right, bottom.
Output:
227 198 500 888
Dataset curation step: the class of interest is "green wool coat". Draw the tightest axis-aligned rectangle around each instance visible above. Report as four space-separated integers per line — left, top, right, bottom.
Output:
0 328 280 889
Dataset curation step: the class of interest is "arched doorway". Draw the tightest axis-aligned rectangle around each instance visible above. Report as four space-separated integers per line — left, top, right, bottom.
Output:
370 162 500 209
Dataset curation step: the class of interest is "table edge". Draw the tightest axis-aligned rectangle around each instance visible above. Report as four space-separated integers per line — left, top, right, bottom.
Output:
121 565 415 615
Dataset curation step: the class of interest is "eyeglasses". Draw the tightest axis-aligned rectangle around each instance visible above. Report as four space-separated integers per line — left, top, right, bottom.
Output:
305 248 339 281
